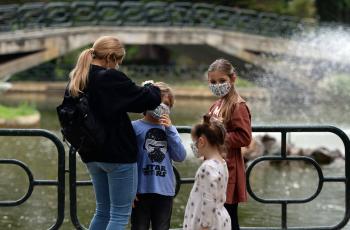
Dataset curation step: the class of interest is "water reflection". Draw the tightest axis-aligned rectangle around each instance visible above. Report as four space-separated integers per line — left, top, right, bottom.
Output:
0 94 349 229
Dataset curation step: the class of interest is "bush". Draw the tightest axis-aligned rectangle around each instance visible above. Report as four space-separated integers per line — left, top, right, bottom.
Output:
0 103 38 120
318 74 350 99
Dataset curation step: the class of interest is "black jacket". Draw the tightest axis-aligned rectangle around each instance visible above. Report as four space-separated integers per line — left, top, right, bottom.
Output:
78 64 161 163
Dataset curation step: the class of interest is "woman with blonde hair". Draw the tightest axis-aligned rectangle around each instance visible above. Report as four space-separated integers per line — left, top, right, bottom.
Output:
67 36 161 230
207 58 252 230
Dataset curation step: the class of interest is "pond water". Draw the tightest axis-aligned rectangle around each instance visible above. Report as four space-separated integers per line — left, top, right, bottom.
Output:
0 92 349 229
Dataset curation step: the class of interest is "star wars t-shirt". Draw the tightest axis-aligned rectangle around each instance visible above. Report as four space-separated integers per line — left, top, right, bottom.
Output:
132 119 186 196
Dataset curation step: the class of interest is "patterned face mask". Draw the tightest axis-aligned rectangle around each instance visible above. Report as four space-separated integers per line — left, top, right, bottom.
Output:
147 103 170 120
208 82 232 97
190 141 200 158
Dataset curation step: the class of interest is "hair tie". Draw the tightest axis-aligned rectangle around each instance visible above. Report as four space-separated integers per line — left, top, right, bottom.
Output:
203 114 211 125
89 48 96 58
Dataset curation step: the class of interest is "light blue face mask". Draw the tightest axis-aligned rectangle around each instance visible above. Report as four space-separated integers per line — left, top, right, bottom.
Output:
147 103 170 120
209 82 232 97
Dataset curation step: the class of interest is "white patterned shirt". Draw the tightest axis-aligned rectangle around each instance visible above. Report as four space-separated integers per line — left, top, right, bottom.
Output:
183 159 231 230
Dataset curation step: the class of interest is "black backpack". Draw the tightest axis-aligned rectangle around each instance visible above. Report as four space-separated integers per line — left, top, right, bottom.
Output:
56 89 105 151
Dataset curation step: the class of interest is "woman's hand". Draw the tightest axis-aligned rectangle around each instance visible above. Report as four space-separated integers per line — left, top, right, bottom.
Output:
132 195 139 208
160 114 172 128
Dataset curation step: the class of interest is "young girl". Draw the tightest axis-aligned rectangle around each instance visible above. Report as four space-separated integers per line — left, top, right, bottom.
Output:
207 58 252 230
183 115 231 230
131 81 186 230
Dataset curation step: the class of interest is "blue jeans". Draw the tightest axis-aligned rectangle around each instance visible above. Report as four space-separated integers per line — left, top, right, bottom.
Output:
86 162 137 230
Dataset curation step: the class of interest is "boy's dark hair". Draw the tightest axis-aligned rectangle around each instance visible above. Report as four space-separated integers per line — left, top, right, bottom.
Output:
191 114 226 148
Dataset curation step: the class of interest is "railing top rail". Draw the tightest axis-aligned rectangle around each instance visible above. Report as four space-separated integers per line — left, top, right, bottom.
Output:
0 1 317 38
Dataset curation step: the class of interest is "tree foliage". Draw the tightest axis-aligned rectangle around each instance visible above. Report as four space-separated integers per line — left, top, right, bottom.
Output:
316 0 350 23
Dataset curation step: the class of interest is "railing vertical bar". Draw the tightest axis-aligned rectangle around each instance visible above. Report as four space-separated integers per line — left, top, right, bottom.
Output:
281 131 287 158
69 146 86 230
346 128 350 227
282 202 287 229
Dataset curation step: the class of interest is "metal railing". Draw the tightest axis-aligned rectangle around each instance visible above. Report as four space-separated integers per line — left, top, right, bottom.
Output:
0 125 349 229
177 125 350 230
246 126 350 230
0 1 316 37
0 129 65 230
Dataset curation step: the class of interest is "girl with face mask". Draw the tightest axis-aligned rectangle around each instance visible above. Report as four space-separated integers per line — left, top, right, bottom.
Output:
183 114 231 230
207 59 252 230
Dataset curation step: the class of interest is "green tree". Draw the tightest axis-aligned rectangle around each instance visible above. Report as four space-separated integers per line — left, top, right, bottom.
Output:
287 0 316 18
316 0 350 23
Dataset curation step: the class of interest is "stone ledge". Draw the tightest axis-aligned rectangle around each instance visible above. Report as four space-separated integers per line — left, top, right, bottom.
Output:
0 113 40 128
6 82 269 101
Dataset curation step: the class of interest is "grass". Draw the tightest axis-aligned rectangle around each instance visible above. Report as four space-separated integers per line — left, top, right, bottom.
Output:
0 103 38 120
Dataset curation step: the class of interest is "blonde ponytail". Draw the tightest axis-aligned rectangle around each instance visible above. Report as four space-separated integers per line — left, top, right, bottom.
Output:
68 36 125 97
68 48 94 97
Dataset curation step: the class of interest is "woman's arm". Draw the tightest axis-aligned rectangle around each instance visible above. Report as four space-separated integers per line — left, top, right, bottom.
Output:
94 69 161 113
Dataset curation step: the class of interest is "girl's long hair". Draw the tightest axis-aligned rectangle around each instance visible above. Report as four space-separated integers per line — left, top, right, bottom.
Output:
68 36 125 97
208 58 241 124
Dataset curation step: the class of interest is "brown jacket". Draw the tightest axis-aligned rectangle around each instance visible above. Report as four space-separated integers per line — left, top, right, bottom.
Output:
209 99 252 204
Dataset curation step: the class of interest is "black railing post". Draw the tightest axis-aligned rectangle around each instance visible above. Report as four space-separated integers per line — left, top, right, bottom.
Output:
69 146 86 230
0 129 65 230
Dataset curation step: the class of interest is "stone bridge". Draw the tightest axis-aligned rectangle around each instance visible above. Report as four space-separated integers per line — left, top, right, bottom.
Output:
0 1 347 89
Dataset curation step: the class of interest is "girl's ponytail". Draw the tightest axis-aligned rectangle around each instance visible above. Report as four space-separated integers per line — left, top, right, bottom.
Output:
68 48 94 97
192 114 227 155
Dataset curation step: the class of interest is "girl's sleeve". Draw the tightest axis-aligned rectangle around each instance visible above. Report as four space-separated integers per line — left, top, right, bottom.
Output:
124 83 161 113
226 103 252 148
198 164 219 228
166 126 186 162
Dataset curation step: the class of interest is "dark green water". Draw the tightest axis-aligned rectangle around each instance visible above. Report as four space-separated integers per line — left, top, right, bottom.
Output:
0 93 349 229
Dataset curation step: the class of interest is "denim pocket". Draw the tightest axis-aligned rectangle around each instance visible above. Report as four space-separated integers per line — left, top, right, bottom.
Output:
100 162 120 173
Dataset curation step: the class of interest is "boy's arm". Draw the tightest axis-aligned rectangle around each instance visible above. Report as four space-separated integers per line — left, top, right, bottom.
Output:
165 126 186 162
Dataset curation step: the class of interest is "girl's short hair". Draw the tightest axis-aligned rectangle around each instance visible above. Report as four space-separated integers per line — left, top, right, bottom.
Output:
192 114 226 149
153 81 175 108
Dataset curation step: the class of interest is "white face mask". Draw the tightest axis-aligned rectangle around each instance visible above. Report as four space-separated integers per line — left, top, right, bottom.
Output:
190 141 201 158
209 82 232 97
147 103 170 120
